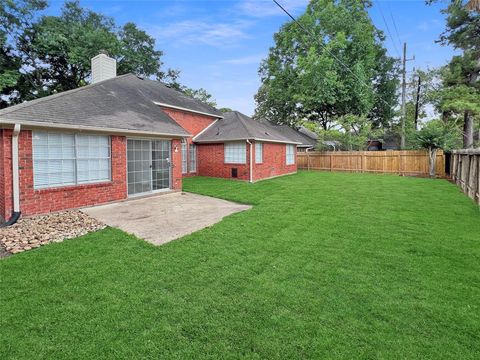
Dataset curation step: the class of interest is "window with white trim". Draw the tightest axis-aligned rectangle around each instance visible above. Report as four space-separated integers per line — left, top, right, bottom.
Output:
189 144 196 172
286 144 295 165
33 132 111 189
224 141 246 164
255 142 263 164
181 141 187 174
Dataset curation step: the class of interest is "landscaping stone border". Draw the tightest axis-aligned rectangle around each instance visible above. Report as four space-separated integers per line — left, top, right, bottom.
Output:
0 210 106 256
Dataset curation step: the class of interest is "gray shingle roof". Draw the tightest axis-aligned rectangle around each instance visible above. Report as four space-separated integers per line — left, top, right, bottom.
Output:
135 77 223 118
268 124 317 148
0 74 222 136
193 111 300 144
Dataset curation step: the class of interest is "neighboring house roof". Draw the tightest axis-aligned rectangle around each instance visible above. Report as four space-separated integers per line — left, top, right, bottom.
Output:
298 126 318 140
193 111 300 144
0 74 223 137
268 123 317 148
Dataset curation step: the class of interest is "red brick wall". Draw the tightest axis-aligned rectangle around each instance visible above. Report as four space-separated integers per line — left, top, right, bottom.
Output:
252 142 297 181
0 130 10 221
197 143 251 180
161 107 216 137
162 107 217 177
196 141 297 182
15 131 127 217
171 138 183 190
0 130 183 218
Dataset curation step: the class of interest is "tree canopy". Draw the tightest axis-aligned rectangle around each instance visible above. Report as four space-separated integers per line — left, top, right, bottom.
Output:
430 0 480 148
0 0 182 107
254 0 399 130
0 0 46 94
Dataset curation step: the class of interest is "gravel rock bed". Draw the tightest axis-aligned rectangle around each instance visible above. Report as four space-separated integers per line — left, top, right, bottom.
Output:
0 210 106 255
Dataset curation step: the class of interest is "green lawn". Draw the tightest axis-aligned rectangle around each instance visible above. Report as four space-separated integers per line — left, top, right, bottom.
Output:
1 172 479 359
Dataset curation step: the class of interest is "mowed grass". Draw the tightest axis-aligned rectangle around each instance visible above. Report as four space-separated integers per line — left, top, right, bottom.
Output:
1 171 479 359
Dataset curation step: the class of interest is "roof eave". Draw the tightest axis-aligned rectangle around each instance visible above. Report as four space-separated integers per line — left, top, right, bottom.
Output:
194 137 301 145
0 119 191 138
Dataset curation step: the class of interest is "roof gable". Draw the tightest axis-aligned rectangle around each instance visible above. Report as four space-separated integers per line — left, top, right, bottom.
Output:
193 111 300 144
0 74 223 136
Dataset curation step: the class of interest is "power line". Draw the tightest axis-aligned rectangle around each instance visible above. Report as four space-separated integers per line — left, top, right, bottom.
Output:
387 2 403 51
271 0 393 109
374 0 400 58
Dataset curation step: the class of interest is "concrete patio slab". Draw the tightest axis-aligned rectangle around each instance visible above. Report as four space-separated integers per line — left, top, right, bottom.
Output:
81 192 251 245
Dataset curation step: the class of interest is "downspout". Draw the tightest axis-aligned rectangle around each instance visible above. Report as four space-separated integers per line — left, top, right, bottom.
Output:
246 140 253 183
1 124 22 227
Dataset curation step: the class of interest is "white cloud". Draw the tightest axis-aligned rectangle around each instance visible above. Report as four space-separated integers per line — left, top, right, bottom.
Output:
417 18 442 32
237 0 308 18
148 19 253 48
223 54 265 65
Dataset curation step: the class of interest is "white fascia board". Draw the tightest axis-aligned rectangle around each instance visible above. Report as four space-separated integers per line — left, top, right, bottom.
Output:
0 119 191 138
195 138 302 145
191 119 220 141
154 102 223 119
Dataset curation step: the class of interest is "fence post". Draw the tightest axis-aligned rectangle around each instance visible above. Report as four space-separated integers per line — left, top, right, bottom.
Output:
397 152 401 174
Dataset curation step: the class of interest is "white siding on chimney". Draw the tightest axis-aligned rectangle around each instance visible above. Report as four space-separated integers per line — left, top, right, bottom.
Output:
91 53 116 84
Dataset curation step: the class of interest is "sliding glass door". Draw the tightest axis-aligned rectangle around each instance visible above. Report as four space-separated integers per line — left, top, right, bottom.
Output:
127 139 171 196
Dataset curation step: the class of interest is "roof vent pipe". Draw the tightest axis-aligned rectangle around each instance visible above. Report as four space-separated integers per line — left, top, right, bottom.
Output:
91 52 117 84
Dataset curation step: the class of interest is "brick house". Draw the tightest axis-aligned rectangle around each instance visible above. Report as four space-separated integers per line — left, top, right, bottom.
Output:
0 54 298 222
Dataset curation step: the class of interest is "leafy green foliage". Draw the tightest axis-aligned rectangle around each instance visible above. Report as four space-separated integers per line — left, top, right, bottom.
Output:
1 0 181 105
255 0 399 129
116 22 165 79
414 119 461 175
181 87 217 108
0 0 46 101
415 119 461 150
429 0 480 148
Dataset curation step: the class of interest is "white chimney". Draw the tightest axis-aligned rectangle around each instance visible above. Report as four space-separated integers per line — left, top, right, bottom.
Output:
91 52 116 84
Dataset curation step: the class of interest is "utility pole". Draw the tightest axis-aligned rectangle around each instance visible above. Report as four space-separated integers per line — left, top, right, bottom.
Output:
400 42 414 149
414 74 421 131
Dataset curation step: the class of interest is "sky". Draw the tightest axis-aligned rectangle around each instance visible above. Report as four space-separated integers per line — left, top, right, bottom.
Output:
45 0 457 116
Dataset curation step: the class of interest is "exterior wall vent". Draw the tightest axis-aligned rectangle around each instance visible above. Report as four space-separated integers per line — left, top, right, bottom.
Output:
91 53 117 84
231 168 238 178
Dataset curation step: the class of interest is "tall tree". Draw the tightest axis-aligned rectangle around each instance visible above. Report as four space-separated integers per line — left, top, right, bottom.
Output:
0 0 46 104
117 22 165 79
254 0 398 129
431 0 480 148
181 87 217 108
3 0 177 105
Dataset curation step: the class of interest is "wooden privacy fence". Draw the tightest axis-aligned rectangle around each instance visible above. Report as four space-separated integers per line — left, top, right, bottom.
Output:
297 150 446 177
451 149 480 205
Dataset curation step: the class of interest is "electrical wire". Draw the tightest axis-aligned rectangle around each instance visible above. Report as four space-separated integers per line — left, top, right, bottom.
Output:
272 0 394 109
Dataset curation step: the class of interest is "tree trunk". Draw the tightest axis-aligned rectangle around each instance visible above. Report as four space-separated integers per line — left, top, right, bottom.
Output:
428 147 437 177
464 56 479 148
463 110 474 149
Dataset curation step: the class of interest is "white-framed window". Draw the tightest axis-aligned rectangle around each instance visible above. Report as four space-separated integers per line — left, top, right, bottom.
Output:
255 142 263 164
33 131 111 189
224 141 246 164
181 141 187 174
189 144 196 172
286 144 295 165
